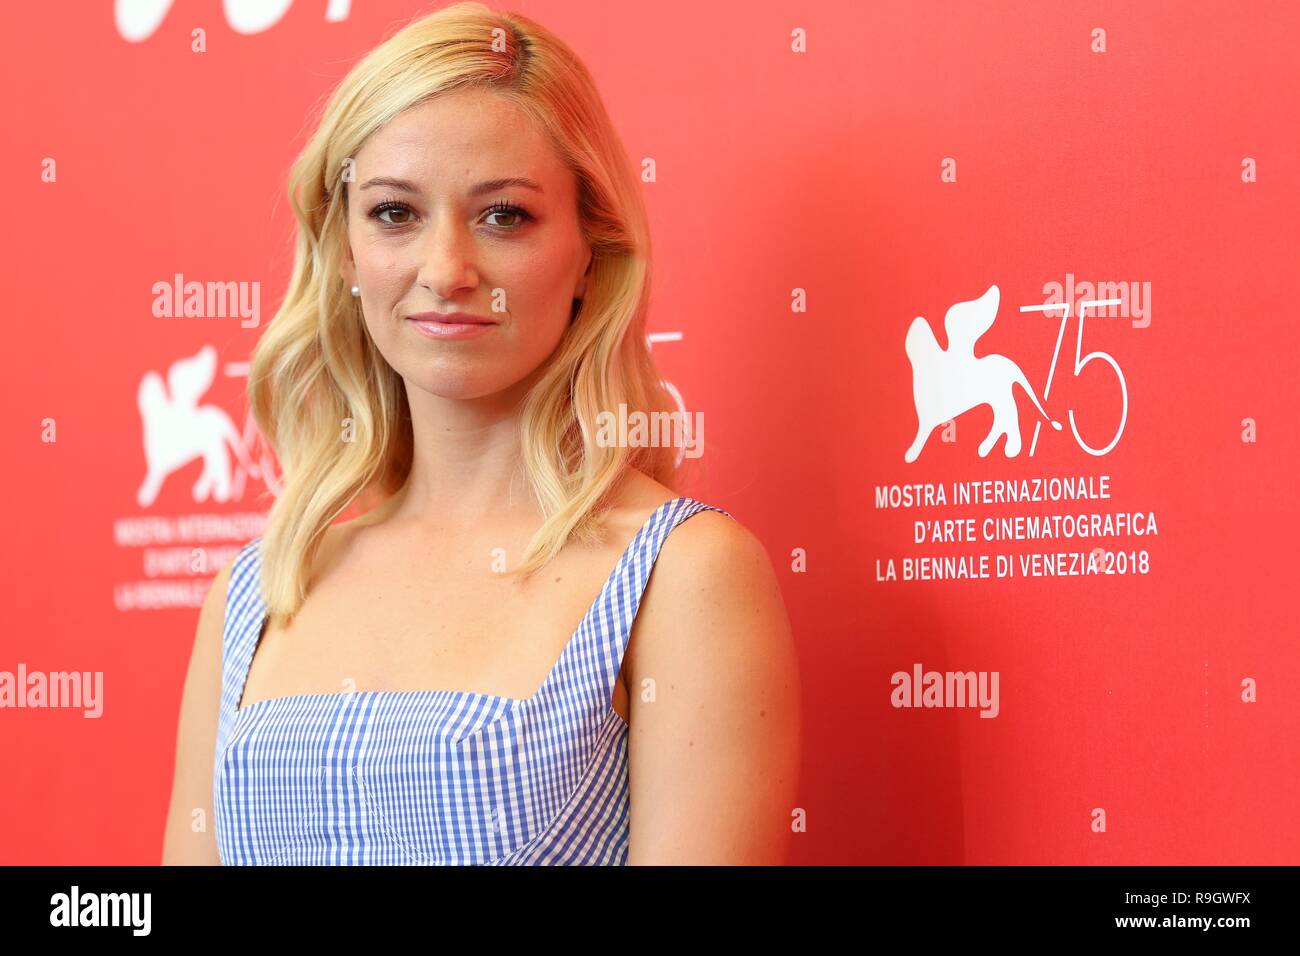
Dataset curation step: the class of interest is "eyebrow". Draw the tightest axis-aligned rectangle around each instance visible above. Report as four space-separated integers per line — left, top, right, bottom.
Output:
357 176 544 195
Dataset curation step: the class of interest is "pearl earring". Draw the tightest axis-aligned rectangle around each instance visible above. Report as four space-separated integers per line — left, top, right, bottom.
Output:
350 284 360 297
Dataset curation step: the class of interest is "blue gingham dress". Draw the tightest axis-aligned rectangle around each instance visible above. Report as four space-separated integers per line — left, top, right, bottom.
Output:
213 496 731 865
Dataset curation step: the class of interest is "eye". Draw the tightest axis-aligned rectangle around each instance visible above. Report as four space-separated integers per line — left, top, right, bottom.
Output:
483 200 533 230
368 200 413 226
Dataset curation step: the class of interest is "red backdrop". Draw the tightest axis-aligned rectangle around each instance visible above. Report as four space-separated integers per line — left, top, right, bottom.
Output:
1 0 1297 864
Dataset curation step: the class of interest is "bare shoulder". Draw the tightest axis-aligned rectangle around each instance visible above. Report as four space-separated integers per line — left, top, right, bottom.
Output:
624 479 797 688
630 503 790 682
197 550 236 646
611 468 781 599
161 546 239 865
647 503 786 622
622 498 801 863
607 468 796 668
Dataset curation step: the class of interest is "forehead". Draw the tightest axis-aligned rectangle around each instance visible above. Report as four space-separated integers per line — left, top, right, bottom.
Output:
353 87 569 191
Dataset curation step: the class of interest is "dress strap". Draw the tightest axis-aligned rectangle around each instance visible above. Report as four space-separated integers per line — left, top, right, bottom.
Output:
534 496 734 725
212 539 266 757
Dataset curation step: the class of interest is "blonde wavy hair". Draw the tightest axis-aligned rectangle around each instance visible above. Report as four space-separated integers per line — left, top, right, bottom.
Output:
247 1 680 624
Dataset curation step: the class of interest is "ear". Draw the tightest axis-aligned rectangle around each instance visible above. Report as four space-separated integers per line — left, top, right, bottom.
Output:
339 244 356 289
575 247 593 299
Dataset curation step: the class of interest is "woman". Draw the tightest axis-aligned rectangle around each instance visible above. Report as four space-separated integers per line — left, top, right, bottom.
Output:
162 1 800 865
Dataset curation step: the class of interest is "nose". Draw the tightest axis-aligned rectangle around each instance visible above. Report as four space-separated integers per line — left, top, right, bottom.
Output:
416 209 479 299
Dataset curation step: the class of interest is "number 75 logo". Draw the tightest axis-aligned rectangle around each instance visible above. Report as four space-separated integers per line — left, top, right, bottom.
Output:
904 283 1128 462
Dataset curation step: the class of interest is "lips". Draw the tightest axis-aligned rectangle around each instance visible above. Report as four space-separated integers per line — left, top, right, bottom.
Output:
405 311 496 325
406 311 498 341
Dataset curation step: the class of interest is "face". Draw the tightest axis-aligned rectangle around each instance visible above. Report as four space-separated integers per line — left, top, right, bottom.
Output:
339 87 592 401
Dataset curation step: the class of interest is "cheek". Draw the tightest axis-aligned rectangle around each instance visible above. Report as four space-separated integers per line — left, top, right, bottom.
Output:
495 242 580 317
355 260 409 319
348 222 403 284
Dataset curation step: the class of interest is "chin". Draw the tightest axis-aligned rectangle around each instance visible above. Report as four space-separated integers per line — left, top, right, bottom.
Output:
413 376 504 401
404 364 531 402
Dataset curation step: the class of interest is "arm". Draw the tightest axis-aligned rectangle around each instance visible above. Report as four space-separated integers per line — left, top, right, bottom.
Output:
624 512 802 865
160 557 231 865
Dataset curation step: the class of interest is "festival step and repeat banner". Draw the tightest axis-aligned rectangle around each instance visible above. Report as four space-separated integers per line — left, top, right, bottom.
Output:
1 1 1296 864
